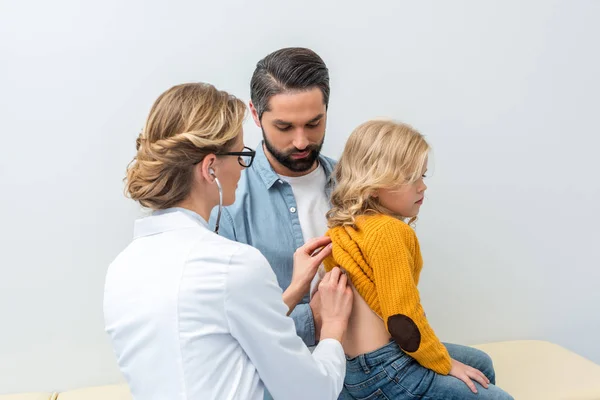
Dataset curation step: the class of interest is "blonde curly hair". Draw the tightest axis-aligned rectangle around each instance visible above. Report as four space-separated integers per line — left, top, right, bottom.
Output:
327 120 430 228
125 83 246 210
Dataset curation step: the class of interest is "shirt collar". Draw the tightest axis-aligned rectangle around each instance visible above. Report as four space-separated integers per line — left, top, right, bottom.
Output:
133 207 209 239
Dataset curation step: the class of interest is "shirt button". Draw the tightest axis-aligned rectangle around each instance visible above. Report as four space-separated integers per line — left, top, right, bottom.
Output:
289 207 297 213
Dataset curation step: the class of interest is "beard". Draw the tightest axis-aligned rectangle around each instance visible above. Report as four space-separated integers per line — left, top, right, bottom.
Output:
262 128 324 173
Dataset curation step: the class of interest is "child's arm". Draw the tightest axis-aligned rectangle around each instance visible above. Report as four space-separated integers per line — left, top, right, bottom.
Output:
367 220 452 375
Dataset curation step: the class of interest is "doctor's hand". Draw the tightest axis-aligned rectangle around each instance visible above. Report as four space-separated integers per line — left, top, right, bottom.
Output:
283 236 332 315
318 267 353 344
291 236 332 295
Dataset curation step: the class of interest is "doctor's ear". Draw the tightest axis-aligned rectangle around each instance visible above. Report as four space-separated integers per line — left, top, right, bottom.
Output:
198 154 217 181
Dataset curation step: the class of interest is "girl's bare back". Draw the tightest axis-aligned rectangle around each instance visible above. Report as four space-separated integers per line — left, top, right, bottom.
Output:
342 284 392 358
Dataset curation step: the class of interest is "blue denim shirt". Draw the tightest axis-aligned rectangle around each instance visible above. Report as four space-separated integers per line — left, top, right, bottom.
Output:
209 142 336 347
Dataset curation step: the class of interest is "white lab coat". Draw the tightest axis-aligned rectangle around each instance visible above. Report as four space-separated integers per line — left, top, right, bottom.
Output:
103 208 345 400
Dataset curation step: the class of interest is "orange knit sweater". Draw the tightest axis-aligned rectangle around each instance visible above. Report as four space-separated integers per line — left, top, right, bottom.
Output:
324 214 452 375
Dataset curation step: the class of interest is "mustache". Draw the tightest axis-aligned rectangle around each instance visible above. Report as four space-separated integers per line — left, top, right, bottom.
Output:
286 145 320 156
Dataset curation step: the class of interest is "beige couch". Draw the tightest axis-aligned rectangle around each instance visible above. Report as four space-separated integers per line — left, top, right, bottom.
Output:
2 341 600 400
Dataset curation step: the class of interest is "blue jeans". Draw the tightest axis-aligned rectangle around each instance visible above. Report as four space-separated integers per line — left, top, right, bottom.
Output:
339 341 513 400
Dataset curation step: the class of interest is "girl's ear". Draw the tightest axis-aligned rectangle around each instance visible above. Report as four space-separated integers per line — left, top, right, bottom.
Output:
371 189 379 198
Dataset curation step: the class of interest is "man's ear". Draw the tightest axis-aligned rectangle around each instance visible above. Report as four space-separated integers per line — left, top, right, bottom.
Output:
249 101 261 128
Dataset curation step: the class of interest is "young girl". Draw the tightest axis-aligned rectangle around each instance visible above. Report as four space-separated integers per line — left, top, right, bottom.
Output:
323 120 513 399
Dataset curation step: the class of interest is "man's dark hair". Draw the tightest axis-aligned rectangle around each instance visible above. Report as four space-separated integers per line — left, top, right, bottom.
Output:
250 47 330 120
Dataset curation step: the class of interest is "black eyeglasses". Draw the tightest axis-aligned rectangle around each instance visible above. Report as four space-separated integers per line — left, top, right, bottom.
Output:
216 146 256 168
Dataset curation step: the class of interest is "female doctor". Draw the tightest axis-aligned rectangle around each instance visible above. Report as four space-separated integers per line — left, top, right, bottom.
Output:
103 82 353 400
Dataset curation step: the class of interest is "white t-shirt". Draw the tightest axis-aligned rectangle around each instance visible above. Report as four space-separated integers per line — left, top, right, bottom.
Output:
279 164 330 297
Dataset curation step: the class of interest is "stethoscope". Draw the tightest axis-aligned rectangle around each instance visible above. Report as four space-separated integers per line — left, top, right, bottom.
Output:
209 167 223 234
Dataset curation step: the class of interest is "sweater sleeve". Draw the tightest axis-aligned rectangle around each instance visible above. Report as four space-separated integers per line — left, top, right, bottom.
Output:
366 220 451 375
